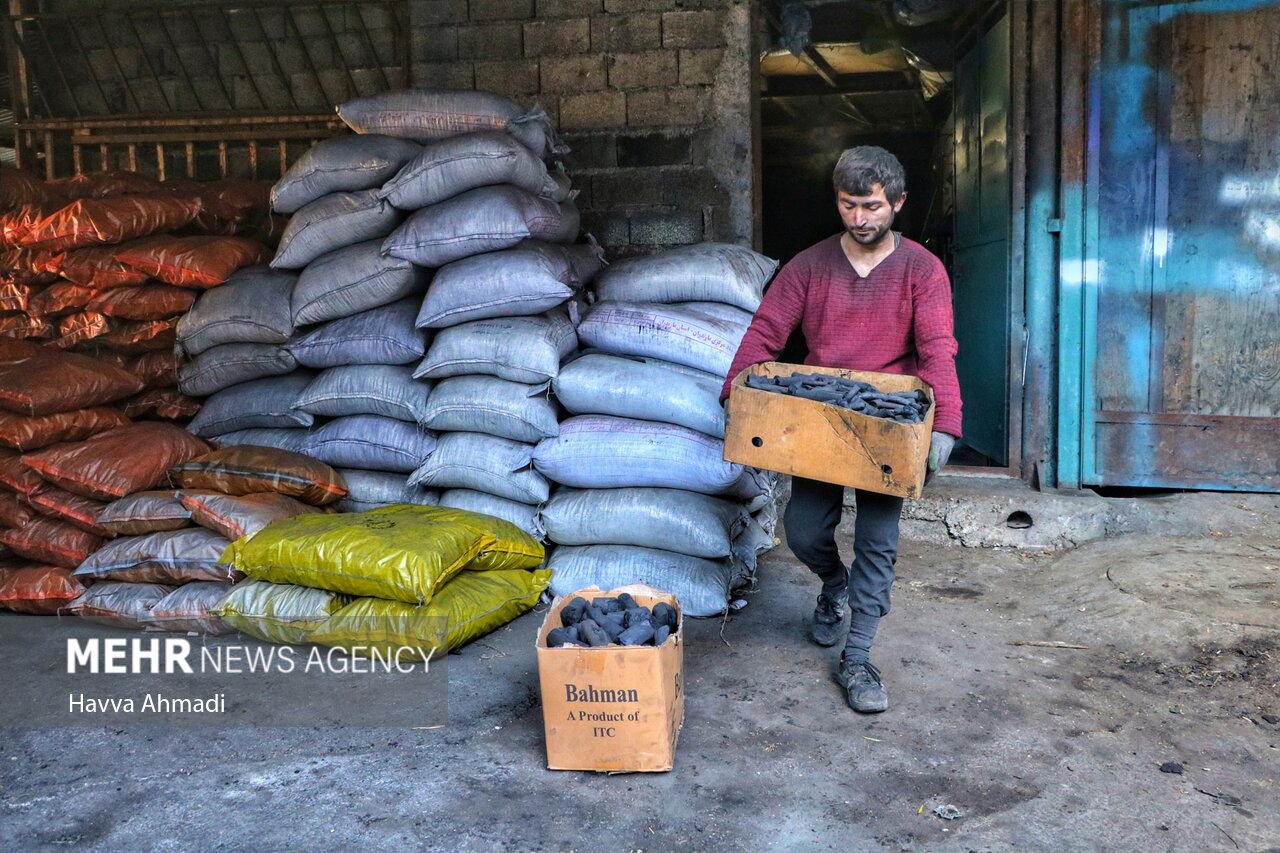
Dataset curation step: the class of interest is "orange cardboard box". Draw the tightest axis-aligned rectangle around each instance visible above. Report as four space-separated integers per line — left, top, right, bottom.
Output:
536 584 684 772
723 361 935 499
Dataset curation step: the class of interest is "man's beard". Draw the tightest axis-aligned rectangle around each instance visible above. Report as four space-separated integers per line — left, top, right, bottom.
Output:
847 219 894 247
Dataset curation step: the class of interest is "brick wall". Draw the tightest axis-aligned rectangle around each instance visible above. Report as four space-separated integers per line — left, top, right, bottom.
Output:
410 0 756 255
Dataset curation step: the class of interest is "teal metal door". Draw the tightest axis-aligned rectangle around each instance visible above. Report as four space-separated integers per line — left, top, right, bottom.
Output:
951 13 1011 463
1077 0 1280 491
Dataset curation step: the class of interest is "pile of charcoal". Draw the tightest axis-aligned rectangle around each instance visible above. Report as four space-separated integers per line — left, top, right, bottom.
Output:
546 592 679 648
744 372 931 423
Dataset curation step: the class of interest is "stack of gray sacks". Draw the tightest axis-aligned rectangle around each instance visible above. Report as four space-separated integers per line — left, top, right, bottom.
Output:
531 244 782 617
177 89 594 520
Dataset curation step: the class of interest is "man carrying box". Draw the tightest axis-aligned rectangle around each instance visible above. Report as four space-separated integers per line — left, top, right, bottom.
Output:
720 146 962 713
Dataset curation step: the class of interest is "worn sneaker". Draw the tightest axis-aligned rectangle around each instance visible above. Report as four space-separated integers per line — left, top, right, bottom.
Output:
810 589 846 647
838 659 889 713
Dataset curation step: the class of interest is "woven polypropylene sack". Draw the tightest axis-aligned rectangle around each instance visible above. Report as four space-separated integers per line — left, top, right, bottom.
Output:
180 491 326 541
213 580 348 645
65 581 174 629
170 446 346 506
576 301 751 378
96 489 197 536
141 581 235 634
0 348 143 415
186 371 316 438
415 310 577 383
73 528 234 584
176 266 296 355
209 428 312 454
114 235 269 288
0 407 130 452
88 284 195 321
553 352 726 438
310 568 551 658
292 239 427 327
223 504 543 604
421 375 558 443
379 131 571 211
0 565 86 615
270 190 403 270
438 489 543 540
334 469 439 513
409 432 548 504
17 193 202 253
384 185 578 269
288 297 425 368
548 544 734 617
414 242 582 329
539 487 747 557
300 415 437 474
0 516 103 568
337 89 563 159
594 243 778 312
22 423 209 500
26 485 111 536
293 365 432 424
178 343 297 397
532 415 743 495
271 134 421 213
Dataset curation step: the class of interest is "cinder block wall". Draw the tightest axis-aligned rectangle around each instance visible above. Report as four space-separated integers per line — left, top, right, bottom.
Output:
410 0 756 255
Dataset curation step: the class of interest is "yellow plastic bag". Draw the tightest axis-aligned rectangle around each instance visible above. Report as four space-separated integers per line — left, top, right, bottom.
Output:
221 504 543 605
213 579 349 645
309 568 551 659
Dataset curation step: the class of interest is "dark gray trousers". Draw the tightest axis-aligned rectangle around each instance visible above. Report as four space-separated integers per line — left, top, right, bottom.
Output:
783 477 903 618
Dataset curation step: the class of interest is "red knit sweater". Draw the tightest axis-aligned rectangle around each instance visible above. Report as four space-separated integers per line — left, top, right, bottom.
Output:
721 233 963 438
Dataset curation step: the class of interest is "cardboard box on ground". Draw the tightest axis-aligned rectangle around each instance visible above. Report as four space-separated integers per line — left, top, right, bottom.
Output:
723 362 935 499
536 585 684 773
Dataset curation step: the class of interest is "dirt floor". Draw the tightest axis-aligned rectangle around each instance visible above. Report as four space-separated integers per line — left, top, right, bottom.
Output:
2 520 1278 851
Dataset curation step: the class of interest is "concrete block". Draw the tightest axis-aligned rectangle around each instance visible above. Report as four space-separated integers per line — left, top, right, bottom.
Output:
289 69 346 110
476 59 541 96
414 27 460 62
416 0 469 25
412 61 476 90
561 132 616 169
458 23 524 60
591 169 666 206
334 33 376 68
469 0 535 21
87 47 140 82
629 207 703 244
523 19 591 57
559 91 626 129
540 55 606 93
607 50 678 90
660 165 724 207
579 210 630 245
351 67 404 98
678 48 722 85
661 10 725 49
616 130 692 167
590 14 661 52
604 0 678 11
626 87 707 127
535 0 604 17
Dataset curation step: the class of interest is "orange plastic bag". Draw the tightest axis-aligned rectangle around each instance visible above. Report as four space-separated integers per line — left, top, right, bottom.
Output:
114 235 269 288
0 447 45 494
0 348 144 415
122 389 200 420
54 243 152 289
0 248 58 285
28 283 98 317
46 170 162 201
127 350 181 388
0 314 53 340
0 564 87 614
0 492 32 527
0 516 103 568
0 281 32 313
55 311 110 348
95 318 178 353
0 407 130 451
21 422 209 500
17 193 202 253
0 165 54 211
26 484 111 536
88 283 195 320
171 446 347 506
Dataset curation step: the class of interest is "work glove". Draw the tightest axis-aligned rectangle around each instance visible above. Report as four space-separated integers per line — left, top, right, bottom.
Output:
925 431 955 486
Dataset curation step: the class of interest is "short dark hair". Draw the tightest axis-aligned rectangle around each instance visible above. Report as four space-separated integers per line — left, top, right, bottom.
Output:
832 146 906 200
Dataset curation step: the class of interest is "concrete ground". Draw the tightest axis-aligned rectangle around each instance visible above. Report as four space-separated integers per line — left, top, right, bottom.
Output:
2 483 1279 851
